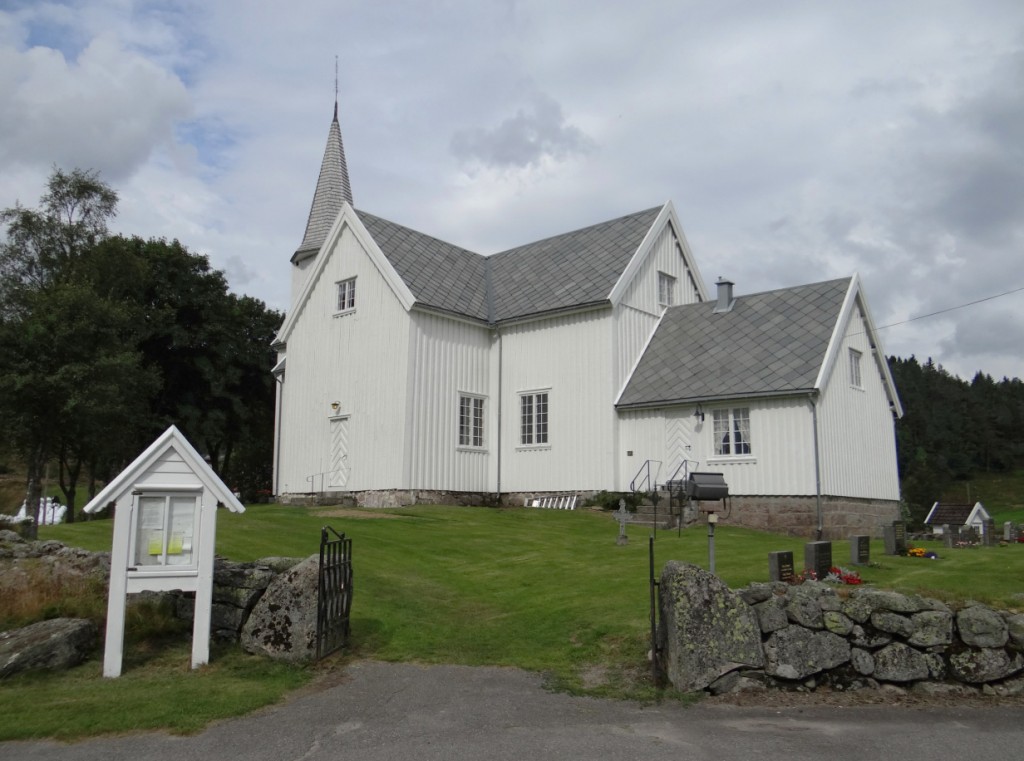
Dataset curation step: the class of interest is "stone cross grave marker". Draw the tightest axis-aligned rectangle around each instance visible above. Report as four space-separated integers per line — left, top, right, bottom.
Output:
768 550 794 583
614 499 632 546
850 535 870 566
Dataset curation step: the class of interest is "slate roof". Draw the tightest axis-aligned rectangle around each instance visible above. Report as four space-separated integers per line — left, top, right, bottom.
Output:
353 207 663 323
617 277 852 407
358 211 490 321
924 503 990 527
488 207 663 321
293 107 353 262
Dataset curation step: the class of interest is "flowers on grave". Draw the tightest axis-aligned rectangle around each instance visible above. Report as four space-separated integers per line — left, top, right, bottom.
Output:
907 546 939 559
790 566 863 585
824 565 863 585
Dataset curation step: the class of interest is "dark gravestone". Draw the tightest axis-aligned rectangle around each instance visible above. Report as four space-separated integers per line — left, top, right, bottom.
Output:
804 541 832 580
884 521 907 555
768 551 795 583
943 525 954 548
850 535 870 566
983 519 996 547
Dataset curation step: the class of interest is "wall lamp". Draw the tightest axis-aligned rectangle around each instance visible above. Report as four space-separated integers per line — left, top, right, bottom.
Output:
693 403 705 423
330 401 341 412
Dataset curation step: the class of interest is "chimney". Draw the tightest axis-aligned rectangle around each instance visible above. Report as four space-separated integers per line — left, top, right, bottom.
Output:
713 277 735 313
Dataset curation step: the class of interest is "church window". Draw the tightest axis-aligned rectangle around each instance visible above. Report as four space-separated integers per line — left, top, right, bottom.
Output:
658 272 676 306
713 408 751 456
520 391 549 446
336 278 356 313
458 395 485 448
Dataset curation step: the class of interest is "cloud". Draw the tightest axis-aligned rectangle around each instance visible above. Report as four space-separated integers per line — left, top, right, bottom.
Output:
0 30 191 179
450 92 595 170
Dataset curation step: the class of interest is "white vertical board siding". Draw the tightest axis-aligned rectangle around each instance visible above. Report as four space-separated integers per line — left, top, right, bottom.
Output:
500 310 615 492
617 408 670 490
817 303 901 500
406 311 492 491
614 225 703 392
618 226 702 315
621 398 818 496
701 398 817 496
277 226 411 493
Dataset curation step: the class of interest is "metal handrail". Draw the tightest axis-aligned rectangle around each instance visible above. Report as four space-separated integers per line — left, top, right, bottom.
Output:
664 459 699 491
630 459 662 493
305 468 349 493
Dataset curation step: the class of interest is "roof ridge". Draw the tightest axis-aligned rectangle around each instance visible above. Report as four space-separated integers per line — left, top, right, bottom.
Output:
490 206 664 259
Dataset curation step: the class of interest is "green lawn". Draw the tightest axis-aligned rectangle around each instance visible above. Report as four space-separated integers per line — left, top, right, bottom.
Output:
3 504 1023 740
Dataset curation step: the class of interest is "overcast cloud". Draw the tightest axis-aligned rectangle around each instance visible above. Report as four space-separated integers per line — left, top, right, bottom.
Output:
0 0 1021 382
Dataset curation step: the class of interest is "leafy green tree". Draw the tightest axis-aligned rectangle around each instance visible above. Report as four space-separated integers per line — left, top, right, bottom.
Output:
0 169 125 526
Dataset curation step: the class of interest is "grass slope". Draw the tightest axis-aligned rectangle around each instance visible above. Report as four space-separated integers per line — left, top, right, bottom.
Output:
4 503 1023 740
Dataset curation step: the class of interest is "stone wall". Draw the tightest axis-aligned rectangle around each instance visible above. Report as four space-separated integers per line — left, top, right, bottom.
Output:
715 495 900 539
278 489 499 508
658 562 1024 698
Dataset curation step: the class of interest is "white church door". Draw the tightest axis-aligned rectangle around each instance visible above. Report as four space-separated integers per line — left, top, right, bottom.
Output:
664 409 696 482
329 416 350 489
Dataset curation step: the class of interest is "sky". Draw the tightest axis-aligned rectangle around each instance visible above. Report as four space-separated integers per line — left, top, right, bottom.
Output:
1 0 1022 383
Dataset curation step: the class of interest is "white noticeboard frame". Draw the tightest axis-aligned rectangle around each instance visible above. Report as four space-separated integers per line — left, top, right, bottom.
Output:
82 426 245 678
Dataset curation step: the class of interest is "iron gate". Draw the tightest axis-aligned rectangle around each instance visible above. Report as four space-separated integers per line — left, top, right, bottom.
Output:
316 525 353 660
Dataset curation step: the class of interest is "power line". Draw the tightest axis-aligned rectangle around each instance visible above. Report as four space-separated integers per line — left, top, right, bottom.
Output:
874 285 1024 332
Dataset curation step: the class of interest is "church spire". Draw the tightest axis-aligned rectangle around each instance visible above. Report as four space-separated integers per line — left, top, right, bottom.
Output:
292 75 353 263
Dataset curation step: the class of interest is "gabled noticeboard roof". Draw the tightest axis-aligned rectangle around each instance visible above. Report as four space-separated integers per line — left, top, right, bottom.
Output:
82 425 245 514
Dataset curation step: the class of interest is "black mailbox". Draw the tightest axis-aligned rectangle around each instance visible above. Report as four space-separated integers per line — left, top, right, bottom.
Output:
685 472 729 501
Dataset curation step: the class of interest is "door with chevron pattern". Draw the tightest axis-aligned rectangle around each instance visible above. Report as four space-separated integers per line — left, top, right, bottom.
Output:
665 409 694 479
329 416 350 488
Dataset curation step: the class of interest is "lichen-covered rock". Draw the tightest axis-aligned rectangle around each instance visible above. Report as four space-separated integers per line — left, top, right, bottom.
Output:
850 647 874 675
871 610 915 638
657 562 763 692
737 583 775 606
908 610 953 648
763 626 850 680
241 554 320 664
872 643 930 682
841 597 872 624
949 648 1023 683
851 589 931 614
0 618 97 678
1005 613 1024 650
957 606 1009 648
823 610 855 636
752 598 788 634
849 624 892 649
785 591 824 629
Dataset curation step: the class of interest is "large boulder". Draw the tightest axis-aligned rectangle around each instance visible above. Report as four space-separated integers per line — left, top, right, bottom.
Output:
949 648 1024 683
0 618 97 678
241 554 320 663
871 642 930 682
657 561 763 692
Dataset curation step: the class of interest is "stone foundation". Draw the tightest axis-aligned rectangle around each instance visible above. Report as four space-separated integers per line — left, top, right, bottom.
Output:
714 495 900 539
278 489 500 508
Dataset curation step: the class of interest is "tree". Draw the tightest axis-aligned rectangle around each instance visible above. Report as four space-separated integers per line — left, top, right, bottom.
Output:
0 169 123 528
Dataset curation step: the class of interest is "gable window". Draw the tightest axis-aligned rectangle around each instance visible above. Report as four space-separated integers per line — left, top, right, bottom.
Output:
458 394 485 448
849 349 863 389
336 277 356 313
712 408 751 456
520 391 549 446
658 271 677 307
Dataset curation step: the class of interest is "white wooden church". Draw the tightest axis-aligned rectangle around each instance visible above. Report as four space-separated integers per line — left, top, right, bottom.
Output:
272 104 904 537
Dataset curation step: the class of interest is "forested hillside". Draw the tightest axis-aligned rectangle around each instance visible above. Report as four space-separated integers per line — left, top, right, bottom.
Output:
889 356 1024 523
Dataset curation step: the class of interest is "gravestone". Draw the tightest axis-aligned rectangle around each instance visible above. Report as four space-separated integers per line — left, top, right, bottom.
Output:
850 535 870 566
1005 522 1019 543
804 541 832 580
768 550 795 583
614 500 632 546
883 521 907 556
983 519 996 547
943 526 954 548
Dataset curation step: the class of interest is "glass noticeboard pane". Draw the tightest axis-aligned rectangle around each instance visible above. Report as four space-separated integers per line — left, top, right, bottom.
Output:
133 494 198 568
166 496 196 566
135 497 166 566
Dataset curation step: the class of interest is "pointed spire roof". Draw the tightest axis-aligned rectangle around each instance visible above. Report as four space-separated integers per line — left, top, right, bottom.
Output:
293 103 353 263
